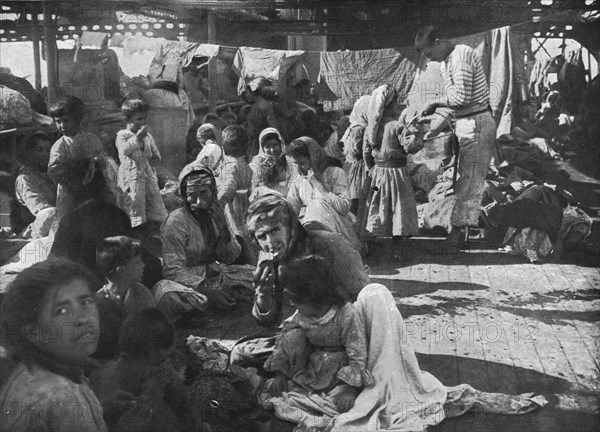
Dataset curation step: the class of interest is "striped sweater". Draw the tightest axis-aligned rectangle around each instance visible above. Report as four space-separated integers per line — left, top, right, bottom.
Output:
441 44 489 114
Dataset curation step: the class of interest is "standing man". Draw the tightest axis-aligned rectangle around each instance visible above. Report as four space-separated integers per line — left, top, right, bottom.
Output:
415 26 496 249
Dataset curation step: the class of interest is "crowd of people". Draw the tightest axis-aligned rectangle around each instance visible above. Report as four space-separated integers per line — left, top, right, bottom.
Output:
5 24 593 431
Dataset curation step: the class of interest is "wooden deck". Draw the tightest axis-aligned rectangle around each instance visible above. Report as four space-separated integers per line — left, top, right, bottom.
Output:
192 237 600 432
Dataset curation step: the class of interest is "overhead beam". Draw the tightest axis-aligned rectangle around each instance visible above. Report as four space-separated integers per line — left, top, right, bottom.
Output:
207 11 217 112
30 10 42 91
42 1 59 103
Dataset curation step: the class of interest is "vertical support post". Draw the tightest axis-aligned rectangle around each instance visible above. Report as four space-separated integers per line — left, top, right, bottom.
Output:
42 1 59 103
31 11 42 92
207 12 217 112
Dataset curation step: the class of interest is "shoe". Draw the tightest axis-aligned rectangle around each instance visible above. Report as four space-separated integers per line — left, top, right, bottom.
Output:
440 227 467 252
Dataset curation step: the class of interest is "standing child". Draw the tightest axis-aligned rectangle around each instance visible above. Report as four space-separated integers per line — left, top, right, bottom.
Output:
216 125 255 264
116 99 168 228
263 255 374 427
94 236 156 359
361 108 423 260
47 96 109 222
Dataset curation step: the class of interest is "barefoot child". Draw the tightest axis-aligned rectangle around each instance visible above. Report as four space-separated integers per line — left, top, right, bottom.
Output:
116 99 168 227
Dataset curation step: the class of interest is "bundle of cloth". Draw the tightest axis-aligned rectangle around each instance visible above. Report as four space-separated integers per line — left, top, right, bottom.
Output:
484 180 592 263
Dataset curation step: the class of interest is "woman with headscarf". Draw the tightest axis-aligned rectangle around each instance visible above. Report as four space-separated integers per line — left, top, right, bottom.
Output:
161 162 254 315
286 137 361 251
229 192 368 374
243 193 369 327
249 127 298 199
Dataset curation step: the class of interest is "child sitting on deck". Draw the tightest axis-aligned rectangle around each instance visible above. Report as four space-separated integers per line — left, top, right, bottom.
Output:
116 98 168 228
94 236 156 359
92 308 199 432
263 255 374 424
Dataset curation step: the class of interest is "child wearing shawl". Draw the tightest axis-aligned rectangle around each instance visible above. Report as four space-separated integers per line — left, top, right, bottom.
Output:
249 127 298 199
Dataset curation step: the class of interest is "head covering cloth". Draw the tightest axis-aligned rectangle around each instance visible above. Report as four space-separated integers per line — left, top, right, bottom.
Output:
196 123 222 147
196 142 224 172
246 193 300 258
287 136 330 176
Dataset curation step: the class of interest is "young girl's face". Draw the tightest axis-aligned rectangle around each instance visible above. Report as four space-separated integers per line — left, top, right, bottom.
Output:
262 137 282 157
127 112 147 133
53 114 80 137
28 278 99 359
293 155 311 176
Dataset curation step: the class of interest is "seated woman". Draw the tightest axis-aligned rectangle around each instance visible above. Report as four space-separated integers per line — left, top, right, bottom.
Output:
14 132 57 238
244 193 369 327
286 137 361 251
160 162 254 317
0 259 107 432
249 127 298 199
257 273 546 431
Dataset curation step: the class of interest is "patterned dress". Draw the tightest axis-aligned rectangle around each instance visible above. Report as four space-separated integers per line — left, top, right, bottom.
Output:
265 302 373 392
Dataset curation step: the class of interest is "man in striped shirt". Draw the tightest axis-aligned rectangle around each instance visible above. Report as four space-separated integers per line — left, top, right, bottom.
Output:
415 26 497 249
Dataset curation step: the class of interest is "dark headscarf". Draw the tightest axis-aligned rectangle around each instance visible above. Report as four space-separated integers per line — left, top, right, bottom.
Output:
246 192 301 259
178 161 218 245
